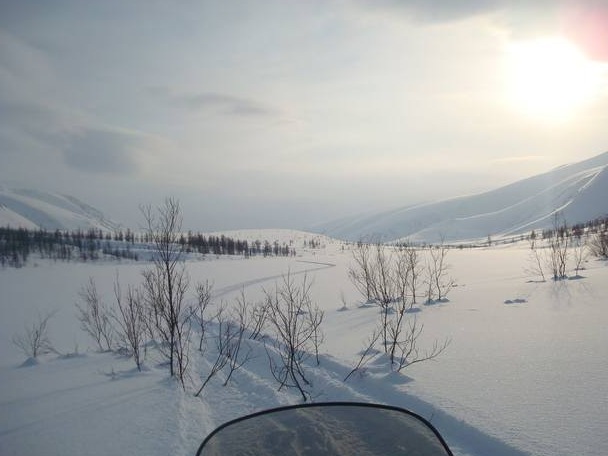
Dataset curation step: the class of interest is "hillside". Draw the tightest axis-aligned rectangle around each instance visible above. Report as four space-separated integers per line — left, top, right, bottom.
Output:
311 152 608 243
0 187 119 232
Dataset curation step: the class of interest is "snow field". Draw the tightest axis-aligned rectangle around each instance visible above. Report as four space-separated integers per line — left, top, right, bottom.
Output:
1 237 607 455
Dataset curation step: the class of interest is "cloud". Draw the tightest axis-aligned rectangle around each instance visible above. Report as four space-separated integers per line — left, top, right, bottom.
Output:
356 1 608 62
0 100 65 146
356 0 506 22
0 31 81 159
155 88 279 117
357 0 566 23
62 128 140 175
0 98 145 179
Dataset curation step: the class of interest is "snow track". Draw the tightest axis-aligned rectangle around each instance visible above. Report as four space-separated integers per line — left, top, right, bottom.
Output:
212 259 335 298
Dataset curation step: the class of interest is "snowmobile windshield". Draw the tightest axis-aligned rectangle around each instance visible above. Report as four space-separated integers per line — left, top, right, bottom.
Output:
196 402 453 455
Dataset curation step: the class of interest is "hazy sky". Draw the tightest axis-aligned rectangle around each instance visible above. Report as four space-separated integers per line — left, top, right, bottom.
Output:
1 0 607 231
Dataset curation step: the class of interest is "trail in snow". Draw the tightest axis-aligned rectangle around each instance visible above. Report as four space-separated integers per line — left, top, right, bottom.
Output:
212 259 335 298
184 329 532 456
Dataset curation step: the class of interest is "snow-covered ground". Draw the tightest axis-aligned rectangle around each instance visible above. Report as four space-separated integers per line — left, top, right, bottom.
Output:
1 235 607 456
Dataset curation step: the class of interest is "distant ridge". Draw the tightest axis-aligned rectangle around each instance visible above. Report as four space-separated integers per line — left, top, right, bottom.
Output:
0 187 120 231
311 151 608 243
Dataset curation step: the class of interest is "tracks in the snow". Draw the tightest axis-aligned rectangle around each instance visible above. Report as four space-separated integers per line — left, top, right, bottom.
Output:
212 260 335 298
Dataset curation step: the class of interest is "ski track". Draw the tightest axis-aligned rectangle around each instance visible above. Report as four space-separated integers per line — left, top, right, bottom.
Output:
212 260 335 298
186 341 534 456
119 258 339 456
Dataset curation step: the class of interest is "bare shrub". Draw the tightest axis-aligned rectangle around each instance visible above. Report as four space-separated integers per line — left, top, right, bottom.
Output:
248 299 269 341
348 241 449 372
195 304 231 396
370 244 398 346
389 317 449 372
526 236 546 281
348 241 374 302
113 280 146 371
344 328 382 382
426 241 454 302
222 294 254 386
398 242 423 304
141 197 192 386
547 215 569 280
589 230 608 259
76 277 115 351
264 272 324 402
12 311 56 359
194 280 213 351
194 301 253 396
350 242 398 348
572 238 588 276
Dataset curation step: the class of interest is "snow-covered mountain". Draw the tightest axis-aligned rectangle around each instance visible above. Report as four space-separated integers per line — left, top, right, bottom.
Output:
0 187 120 231
311 151 608 243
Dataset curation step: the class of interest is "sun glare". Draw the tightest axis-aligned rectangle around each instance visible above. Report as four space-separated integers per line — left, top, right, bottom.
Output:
506 37 600 122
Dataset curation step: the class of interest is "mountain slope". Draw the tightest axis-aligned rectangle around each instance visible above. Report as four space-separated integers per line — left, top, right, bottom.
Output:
311 152 608 243
0 187 120 231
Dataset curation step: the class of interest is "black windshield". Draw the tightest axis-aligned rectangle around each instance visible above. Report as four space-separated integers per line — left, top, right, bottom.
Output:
197 402 453 455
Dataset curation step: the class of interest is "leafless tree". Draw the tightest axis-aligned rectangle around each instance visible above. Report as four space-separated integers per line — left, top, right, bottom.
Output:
427 241 454 302
526 236 546 281
399 243 423 304
76 277 115 352
248 299 269 341
387 293 414 366
589 229 608 259
348 242 449 372
355 243 398 348
141 197 192 386
222 294 254 386
194 301 253 395
264 272 324 402
113 280 146 371
390 318 450 372
371 243 397 306
547 214 569 280
349 242 408 350
12 311 56 359
572 237 588 276
348 241 374 302
424 262 437 303
195 304 230 397
194 280 213 351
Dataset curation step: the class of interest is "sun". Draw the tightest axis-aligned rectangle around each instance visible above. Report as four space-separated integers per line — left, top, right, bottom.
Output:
506 36 600 122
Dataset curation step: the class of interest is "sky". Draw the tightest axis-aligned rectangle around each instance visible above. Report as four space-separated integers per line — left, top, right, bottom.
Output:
1 0 608 231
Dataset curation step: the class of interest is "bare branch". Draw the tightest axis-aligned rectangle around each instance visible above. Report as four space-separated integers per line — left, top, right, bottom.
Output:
76 277 115 352
195 280 213 351
264 272 324 402
140 198 192 386
112 280 146 371
12 310 56 359
344 328 382 382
